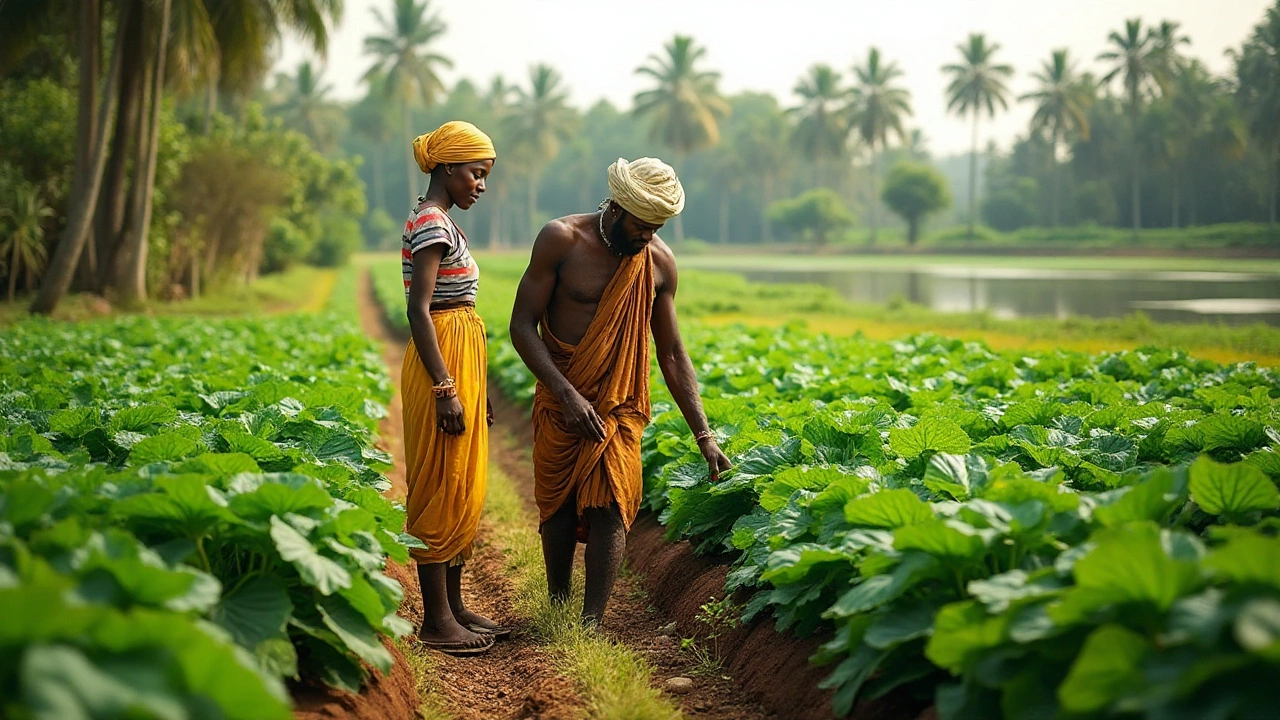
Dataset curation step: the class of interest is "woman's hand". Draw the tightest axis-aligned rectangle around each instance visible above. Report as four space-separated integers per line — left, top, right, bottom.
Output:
487 397 495 427
699 438 732 482
436 395 466 436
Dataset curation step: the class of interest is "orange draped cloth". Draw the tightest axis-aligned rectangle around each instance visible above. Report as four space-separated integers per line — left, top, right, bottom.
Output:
401 307 489 565
532 248 654 537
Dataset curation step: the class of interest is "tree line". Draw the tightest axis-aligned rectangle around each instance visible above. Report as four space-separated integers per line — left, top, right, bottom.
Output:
3 1 1280 313
330 0 1278 249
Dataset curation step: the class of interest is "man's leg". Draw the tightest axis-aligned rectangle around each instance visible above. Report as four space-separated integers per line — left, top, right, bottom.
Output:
581 502 625 627
540 496 578 604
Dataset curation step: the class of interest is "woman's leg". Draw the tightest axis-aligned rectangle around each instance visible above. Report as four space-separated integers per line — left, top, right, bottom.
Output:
417 562 489 647
446 563 502 630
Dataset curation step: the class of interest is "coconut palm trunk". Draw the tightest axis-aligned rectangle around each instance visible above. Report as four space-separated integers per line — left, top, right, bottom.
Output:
114 0 171 305
30 3 127 314
73 0 101 287
869 145 880 244
403 99 417 206
1050 127 1061 227
968 113 979 240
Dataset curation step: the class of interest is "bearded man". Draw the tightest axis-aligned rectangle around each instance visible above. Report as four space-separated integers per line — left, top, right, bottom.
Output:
509 157 731 626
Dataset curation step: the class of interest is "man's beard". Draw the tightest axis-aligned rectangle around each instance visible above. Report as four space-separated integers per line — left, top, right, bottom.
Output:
609 215 645 256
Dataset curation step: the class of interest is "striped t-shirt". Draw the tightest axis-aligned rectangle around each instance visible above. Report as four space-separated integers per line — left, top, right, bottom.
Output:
401 202 480 303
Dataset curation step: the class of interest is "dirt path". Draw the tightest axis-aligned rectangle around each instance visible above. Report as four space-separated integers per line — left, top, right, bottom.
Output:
358 271 581 720
359 269 775 720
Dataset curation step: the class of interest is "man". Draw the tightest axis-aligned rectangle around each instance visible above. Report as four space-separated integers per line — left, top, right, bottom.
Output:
509 157 731 627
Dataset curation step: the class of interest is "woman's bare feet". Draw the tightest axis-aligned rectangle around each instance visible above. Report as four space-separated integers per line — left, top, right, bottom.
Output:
454 608 502 632
417 616 492 655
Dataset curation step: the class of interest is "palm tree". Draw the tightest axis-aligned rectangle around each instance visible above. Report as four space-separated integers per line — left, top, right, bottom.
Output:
484 76 516 247
848 47 912 243
1148 20 1191 89
943 33 1014 240
633 35 729 241
736 109 793 242
1020 49 1093 226
1098 18 1161 238
1233 4 1280 225
790 64 850 188
271 61 345 152
0 180 54 302
352 72 397 217
363 0 452 206
506 64 575 237
1164 61 1218 227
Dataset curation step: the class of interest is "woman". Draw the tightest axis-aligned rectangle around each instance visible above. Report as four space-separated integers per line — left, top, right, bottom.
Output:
400 120 504 656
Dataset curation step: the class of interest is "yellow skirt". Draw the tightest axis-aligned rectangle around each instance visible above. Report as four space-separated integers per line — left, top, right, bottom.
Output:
401 307 488 565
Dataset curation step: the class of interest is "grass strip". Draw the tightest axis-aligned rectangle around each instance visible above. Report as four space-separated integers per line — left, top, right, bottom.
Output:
485 429 684 720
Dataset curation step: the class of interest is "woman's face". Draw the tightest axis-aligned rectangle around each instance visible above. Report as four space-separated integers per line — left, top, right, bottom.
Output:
447 159 494 210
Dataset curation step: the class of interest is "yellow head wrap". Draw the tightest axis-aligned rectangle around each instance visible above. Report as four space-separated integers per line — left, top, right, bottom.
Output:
606 157 685 225
412 120 496 174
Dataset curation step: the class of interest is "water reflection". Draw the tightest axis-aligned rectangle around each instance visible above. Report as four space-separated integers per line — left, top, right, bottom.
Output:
734 266 1280 325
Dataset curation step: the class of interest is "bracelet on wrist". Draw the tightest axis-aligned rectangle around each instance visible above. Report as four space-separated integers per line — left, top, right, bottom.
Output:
694 430 715 444
432 377 457 398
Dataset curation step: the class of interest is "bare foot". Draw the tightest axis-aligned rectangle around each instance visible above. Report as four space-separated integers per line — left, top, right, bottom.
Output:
417 617 491 651
454 608 503 631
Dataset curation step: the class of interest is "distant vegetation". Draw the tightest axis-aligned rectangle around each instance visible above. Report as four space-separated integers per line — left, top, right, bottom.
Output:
3 0 1279 312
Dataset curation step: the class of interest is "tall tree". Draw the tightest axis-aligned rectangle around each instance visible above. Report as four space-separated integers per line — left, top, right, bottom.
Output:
363 0 451 206
735 109 793 243
351 72 396 217
633 34 729 242
484 76 515 247
1098 18 1161 238
270 61 344 152
1020 49 1092 226
790 64 850 189
506 64 575 238
848 47 912 243
1234 3 1280 224
943 33 1014 240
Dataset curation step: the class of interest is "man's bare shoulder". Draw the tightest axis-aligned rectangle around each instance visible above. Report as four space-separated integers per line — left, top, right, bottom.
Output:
649 237 677 274
532 216 588 262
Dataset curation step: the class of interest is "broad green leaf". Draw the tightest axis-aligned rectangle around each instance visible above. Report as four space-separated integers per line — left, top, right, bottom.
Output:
889 418 970 459
760 466 852 512
923 453 972 501
49 407 100 438
1092 467 1187 527
269 516 351 595
1057 625 1148 713
110 404 177 432
825 552 937 618
222 430 287 463
925 600 1010 674
864 602 937 649
128 431 201 465
817 643 888 716
1234 598 1280 661
1051 523 1202 624
894 520 989 560
317 594 393 674
1203 532 1280 591
227 473 334 521
844 489 933 529
210 574 293 649
1189 456 1280 517
177 452 260 476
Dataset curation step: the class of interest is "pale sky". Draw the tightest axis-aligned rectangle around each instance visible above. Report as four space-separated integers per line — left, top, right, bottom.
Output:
275 0 1271 157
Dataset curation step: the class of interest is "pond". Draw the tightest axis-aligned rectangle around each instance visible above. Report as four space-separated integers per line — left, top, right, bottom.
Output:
728 265 1280 325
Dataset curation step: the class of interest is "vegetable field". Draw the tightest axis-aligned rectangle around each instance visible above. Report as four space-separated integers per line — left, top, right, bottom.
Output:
0 270 414 718
375 255 1280 718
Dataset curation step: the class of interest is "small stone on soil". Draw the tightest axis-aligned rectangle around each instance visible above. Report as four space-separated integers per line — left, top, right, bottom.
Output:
665 677 694 694
658 621 678 636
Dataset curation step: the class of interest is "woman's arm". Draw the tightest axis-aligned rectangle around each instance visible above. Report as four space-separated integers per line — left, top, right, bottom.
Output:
407 244 466 435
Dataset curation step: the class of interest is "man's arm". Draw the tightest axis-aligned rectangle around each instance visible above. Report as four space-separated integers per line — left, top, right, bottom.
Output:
650 244 731 480
508 222 607 442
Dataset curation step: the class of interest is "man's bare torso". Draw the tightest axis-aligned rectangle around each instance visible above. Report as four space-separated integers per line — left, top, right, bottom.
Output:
544 214 666 347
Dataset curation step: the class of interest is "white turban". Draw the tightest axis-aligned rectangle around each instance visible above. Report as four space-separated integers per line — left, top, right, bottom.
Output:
606 157 685 225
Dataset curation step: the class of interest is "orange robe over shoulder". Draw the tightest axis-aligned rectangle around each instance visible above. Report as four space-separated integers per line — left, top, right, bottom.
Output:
532 247 654 536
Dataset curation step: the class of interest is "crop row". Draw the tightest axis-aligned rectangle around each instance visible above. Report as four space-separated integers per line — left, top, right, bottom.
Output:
0 270 413 719
447 257 1280 719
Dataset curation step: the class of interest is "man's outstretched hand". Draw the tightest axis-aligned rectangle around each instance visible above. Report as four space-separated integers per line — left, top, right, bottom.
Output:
699 438 732 482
